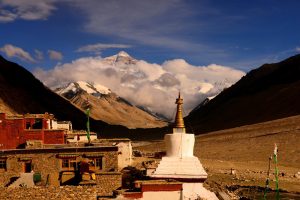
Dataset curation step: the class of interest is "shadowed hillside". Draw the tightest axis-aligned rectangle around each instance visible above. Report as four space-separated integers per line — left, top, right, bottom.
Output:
0 55 106 130
186 54 300 134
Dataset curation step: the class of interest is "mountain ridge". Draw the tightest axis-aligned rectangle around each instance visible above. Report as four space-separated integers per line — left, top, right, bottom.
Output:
55 81 167 128
0 55 127 132
186 54 300 134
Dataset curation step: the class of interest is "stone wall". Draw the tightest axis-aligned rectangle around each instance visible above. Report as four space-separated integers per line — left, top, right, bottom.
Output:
0 147 119 187
0 153 62 186
95 172 122 194
0 185 110 200
103 152 118 172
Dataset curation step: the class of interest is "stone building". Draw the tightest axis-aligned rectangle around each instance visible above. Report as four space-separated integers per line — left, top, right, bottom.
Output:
0 145 121 191
56 121 73 133
66 137 133 170
93 138 132 170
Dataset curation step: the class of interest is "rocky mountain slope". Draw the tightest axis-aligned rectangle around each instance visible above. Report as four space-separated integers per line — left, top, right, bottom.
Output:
186 54 300 134
55 81 167 128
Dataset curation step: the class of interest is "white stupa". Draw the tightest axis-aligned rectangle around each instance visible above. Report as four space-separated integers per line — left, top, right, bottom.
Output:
151 93 218 199
151 93 207 181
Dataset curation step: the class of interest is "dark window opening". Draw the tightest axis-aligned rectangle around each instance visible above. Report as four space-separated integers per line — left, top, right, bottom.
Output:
62 159 69 168
32 119 43 129
24 162 32 173
0 159 7 171
26 122 31 129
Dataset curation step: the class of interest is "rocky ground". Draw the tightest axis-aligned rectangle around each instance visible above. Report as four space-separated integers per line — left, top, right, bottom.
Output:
134 115 300 199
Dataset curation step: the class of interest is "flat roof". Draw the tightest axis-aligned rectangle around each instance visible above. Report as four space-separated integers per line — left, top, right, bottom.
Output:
0 146 118 155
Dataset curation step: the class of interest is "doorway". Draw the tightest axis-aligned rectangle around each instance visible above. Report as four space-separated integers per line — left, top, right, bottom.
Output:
24 161 32 173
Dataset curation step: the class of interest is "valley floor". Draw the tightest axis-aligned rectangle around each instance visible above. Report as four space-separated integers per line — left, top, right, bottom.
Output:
134 115 300 198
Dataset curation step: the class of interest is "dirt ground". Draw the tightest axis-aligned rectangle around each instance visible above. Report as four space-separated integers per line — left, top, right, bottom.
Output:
133 115 300 198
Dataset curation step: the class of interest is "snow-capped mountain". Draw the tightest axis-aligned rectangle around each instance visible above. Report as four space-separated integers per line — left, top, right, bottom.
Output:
103 51 137 65
35 51 245 119
54 81 167 128
55 81 111 99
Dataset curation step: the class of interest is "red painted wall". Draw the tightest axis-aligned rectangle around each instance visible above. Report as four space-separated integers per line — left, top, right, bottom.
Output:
0 118 24 149
0 113 65 150
44 130 65 144
141 183 182 192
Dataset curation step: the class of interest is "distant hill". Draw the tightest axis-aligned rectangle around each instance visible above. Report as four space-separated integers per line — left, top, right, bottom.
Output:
186 54 300 134
55 81 167 128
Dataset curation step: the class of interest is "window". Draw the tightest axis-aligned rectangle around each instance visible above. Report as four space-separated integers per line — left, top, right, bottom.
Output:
61 159 76 170
26 122 31 129
89 157 103 171
32 119 43 129
0 159 7 171
62 159 69 168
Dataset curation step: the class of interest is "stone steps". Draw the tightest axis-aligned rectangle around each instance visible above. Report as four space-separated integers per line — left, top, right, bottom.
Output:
152 157 208 177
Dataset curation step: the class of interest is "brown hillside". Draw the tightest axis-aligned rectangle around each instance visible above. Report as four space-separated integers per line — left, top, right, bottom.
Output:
186 54 300 134
63 89 167 129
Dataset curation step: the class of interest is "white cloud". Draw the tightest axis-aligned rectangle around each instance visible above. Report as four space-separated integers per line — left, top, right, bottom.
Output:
0 9 17 22
0 0 56 22
34 49 44 60
77 43 132 54
48 50 63 60
296 47 300 53
0 44 35 62
34 52 245 118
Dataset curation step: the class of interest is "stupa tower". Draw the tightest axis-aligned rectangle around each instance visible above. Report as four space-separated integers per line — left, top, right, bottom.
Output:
151 92 207 181
150 92 218 199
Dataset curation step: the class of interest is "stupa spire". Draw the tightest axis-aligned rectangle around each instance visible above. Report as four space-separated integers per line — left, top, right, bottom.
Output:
174 92 185 129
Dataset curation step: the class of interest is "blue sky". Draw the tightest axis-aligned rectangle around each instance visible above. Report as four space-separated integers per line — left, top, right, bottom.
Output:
1 0 300 72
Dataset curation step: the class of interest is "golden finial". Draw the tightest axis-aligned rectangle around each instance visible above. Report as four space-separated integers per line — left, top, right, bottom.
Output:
174 92 185 129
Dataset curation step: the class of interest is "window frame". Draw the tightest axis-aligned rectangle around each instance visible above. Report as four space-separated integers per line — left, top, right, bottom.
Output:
89 157 103 171
60 158 76 170
0 159 7 171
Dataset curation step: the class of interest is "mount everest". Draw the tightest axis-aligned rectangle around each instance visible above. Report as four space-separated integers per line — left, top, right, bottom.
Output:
35 51 245 119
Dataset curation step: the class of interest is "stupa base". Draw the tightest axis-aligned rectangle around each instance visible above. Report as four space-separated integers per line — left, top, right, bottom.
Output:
150 156 207 182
